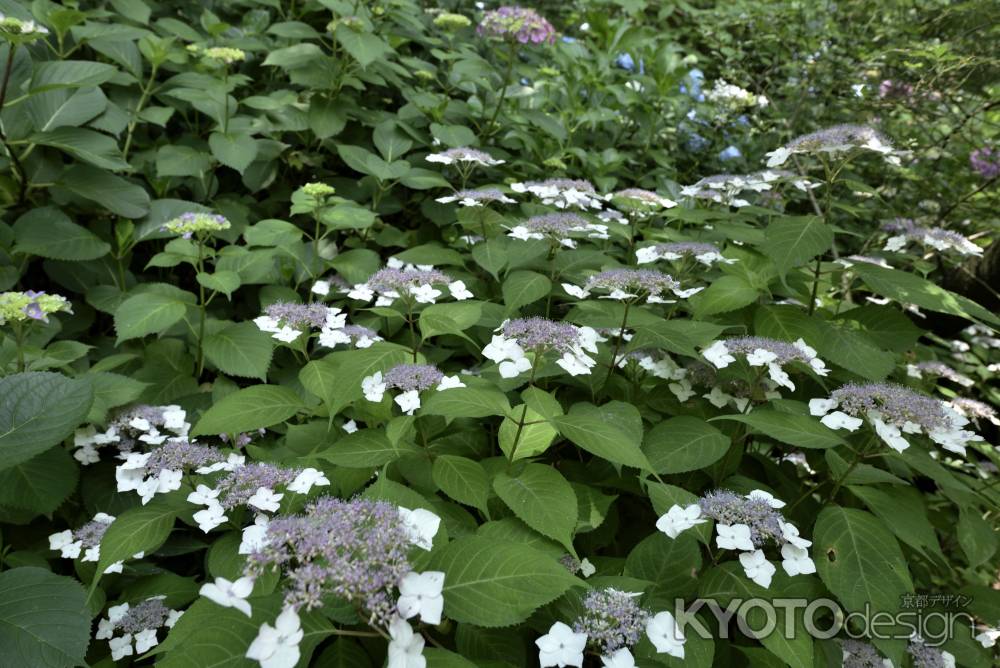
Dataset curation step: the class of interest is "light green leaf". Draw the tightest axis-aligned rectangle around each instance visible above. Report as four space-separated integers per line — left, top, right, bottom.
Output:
502 270 551 312
209 132 259 173
644 416 730 473
191 385 303 435
498 406 558 461
419 302 482 341
689 275 759 317
853 264 1000 326
30 60 118 93
551 402 652 471
31 127 129 170
494 464 577 552
203 322 274 380
95 499 178 581
299 344 410 415
0 568 90 668
958 510 998 568
114 292 190 343
334 25 391 66
318 429 419 468
421 387 511 418
0 447 78 514
430 537 579 627
759 215 833 278
0 372 93 472
57 165 150 218
196 270 241 298
13 206 110 260
712 411 845 449
432 455 490 513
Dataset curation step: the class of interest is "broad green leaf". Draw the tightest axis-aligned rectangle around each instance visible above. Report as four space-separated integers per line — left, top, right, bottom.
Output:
31 127 130 170
812 320 895 381
753 305 820 342
759 215 833 278
551 402 652 471
848 485 943 559
644 416 731 473
203 322 274 380
191 385 303 435
813 507 913 659
424 648 479 668
114 292 190 343
209 132 259 173
499 406 558 461
30 60 117 93
699 564 814 668
196 270 241 298
86 371 149 422
0 447 78 514
421 387 511 418
299 344 410 415
433 455 490 514
712 411 845 449
334 25 391 66
318 429 419 468
0 372 93 472
262 43 324 69
494 464 577 552
502 270 551 312
13 206 110 260
957 510 997 567
430 537 579 627
628 320 725 357
95 499 178 581
57 165 151 218
853 264 1000 326
689 275 760 317
625 531 702 596
0 568 90 668
419 301 482 341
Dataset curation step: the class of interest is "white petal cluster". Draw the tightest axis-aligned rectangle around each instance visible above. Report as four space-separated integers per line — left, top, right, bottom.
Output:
702 338 829 391
247 606 303 668
73 405 190 465
398 507 442 551
360 371 465 415
511 181 603 209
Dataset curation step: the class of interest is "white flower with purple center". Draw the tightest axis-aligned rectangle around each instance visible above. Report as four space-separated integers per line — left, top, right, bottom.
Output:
949 398 1000 427
571 588 651 656
246 606 303 668
73 404 190 465
435 187 516 207
506 212 607 248
636 241 735 266
563 268 702 303
702 336 829 391
511 178 603 209
645 611 686 658
96 597 182 660
319 323 383 349
200 576 255 617
254 302 344 344
425 147 504 167
482 317 601 379
49 512 139 572
116 440 227 504
605 188 677 214
536 621 588 667
361 364 464 414
388 615 426 668
906 360 974 388
765 124 902 168
396 571 445 625
346 266 469 306
809 383 984 455
881 218 982 257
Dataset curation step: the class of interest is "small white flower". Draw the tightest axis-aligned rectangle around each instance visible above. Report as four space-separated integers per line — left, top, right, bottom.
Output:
342 419 359 434
287 468 330 494
703 386 735 408
780 521 812 549
579 557 596 577
347 284 375 302
703 341 736 368
49 530 82 559
193 503 228 533
247 487 283 513
601 648 636 667
498 356 533 378
870 414 910 452
318 327 351 348
395 390 422 415
780 543 816 576
196 453 245 474
187 484 220 506
109 634 134 661
397 571 445 625
808 397 838 416
746 490 785 509
253 315 281 333
311 280 330 296
166 610 184 627
739 550 776 588
646 611 685 658
555 352 595 376
669 378 696 402
387 616 426 668
399 507 441 551
820 411 864 431
362 372 387 402
448 280 473 300
272 326 302 343
745 348 778 366
246 606 303 668
135 628 160 653
240 515 271 555
716 523 754 551
975 626 999 648
437 375 465 391
200 576 254 617
410 284 442 304
536 621 587 668
561 283 590 299
655 504 706 539
482 334 525 363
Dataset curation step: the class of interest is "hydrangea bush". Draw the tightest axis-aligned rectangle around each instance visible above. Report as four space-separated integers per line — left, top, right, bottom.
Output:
0 2 997 668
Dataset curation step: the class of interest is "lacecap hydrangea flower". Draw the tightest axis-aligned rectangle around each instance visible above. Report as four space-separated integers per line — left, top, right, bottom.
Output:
906 360 974 388
476 6 555 45
0 290 71 325
881 218 982 257
681 170 812 207
482 317 603 378
809 382 983 455
0 14 49 41
73 403 190 465
49 512 145 574
766 124 901 168
636 241 735 266
563 268 703 303
362 363 465 414
970 147 1000 179
506 212 608 248
840 639 893 668
435 187 516 207
511 178 604 209
426 147 504 167
656 489 814 588
96 597 183 661
253 302 347 344
161 211 231 239
704 79 768 111
605 188 678 214
702 336 830 391
347 261 472 306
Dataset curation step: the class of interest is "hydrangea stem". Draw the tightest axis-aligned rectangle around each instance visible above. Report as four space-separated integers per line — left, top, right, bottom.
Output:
0 44 27 204
485 41 517 136
602 300 632 386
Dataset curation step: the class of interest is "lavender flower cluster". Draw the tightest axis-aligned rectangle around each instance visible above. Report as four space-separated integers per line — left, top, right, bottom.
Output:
384 364 446 392
882 218 982 256
766 124 900 167
476 6 555 44
214 463 301 510
246 497 413 623
698 490 785 547
264 302 332 329
161 211 230 238
829 382 948 432
573 588 651 654
502 317 580 353
969 147 1000 179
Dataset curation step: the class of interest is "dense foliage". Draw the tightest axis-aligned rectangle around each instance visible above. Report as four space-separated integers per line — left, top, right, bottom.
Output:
0 1 998 667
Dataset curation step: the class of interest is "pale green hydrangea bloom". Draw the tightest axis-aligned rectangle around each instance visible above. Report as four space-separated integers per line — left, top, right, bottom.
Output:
0 291 71 326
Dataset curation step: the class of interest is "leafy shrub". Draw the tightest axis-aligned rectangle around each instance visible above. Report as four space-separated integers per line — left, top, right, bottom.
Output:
0 1 998 667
